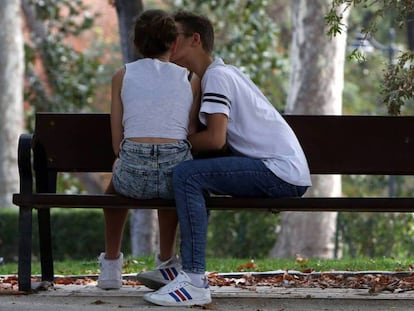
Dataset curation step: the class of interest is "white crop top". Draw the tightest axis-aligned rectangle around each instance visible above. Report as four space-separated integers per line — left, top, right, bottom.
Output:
121 59 193 140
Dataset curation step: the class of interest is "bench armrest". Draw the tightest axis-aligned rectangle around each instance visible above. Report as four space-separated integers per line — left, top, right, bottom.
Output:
17 133 33 194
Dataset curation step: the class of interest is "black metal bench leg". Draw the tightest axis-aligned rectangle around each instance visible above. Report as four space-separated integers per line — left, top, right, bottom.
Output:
18 206 33 292
38 208 54 282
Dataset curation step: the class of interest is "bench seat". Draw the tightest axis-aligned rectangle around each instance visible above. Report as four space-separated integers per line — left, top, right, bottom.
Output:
13 193 414 212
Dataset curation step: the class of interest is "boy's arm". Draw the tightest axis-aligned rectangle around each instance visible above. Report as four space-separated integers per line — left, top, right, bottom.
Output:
187 74 202 136
188 113 228 153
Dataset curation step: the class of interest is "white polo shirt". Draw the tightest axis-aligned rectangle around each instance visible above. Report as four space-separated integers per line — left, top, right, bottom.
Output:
199 58 312 187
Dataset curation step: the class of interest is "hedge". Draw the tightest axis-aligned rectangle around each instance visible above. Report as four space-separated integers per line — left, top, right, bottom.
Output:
0 208 131 262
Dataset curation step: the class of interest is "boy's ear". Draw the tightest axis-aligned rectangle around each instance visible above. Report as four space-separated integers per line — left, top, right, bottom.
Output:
191 33 202 47
171 38 179 54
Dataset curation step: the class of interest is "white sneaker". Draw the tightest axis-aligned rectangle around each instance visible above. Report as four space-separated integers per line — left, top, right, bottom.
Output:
137 255 181 290
143 271 211 306
97 252 123 290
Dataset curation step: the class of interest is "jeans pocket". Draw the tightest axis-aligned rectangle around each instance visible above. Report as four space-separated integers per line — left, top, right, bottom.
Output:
113 164 155 199
159 169 174 199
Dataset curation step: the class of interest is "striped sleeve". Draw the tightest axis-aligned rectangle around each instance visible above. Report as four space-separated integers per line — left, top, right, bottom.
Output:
202 93 231 109
199 92 230 124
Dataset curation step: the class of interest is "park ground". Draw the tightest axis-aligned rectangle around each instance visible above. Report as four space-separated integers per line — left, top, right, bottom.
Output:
2 273 414 310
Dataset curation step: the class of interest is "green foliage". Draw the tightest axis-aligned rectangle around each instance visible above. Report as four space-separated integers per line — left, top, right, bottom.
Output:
327 1 414 37
49 209 129 260
343 53 387 114
207 211 278 258
173 0 288 109
339 175 414 258
326 0 414 115
332 2 414 259
25 0 102 116
382 52 414 115
338 212 414 258
0 208 276 262
0 209 20 262
0 209 131 262
56 173 85 194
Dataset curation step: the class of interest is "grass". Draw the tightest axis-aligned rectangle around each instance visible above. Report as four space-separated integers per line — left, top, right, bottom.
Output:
1 256 413 276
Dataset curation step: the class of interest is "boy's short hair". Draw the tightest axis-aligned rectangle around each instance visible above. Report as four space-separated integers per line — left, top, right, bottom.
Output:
173 11 214 54
133 9 178 58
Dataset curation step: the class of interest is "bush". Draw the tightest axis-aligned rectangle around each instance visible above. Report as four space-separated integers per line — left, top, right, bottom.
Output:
0 209 20 262
0 209 131 262
0 208 279 263
207 210 279 258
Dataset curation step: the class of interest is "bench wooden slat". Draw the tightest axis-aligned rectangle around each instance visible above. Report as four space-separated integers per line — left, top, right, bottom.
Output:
13 193 414 212
286 115 414 175
33 113 414 174
34 113 115 172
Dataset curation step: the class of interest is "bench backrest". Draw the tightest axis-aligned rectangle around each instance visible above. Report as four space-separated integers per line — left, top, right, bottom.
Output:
32 113 414 176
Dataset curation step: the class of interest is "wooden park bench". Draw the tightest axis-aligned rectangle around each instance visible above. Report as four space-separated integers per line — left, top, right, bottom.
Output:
12 112 414 291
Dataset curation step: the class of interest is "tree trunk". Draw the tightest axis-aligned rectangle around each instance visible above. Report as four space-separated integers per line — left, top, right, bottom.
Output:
0 0 24 207
130 209 158 256
408 12 414 51
270 0 350 258
114 0 142 63
113 0 157 256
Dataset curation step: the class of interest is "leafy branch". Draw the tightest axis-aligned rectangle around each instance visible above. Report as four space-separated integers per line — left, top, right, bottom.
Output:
174 0 284 86
24 0 101 116
326 0 414 115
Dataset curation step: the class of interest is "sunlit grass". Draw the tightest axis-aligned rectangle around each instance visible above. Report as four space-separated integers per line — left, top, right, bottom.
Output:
1 256 413 276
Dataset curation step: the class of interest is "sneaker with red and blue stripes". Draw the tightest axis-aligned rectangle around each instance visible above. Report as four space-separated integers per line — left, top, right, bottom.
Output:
137 255 181 290
143 271 211 307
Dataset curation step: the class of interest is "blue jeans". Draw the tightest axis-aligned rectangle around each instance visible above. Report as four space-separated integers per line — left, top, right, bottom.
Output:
113 139 192 199
172 156 308 274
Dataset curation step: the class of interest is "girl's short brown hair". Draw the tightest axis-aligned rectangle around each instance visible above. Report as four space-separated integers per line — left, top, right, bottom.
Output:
133 9 178 58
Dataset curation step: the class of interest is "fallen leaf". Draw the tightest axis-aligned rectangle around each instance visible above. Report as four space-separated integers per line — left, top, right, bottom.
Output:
91 300 108 305
295 254 308 264
237 260 258 271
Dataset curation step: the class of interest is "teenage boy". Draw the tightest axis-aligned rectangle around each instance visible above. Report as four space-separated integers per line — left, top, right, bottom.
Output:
143 11 312 307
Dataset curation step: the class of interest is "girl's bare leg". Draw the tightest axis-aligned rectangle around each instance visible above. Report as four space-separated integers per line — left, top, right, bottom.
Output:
157 209 178 262
103 180 128 259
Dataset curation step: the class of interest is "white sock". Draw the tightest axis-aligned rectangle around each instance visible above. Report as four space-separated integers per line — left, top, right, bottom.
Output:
155 254 163 267
186 272 207 288
155 254 174 267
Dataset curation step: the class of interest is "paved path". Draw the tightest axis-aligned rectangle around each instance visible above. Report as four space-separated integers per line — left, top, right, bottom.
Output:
1 283 414 310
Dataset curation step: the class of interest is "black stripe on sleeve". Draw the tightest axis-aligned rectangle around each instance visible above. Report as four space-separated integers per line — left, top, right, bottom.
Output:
203 98 231 107
203 92 231 107
203 93 230 102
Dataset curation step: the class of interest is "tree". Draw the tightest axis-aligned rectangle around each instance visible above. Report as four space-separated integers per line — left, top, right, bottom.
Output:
326 0 414 115
22 0 101 114
110 0 158 257
408 12 414 51
271 0 350 258
174 0 284 104
327 0 414 259
0 0 24 207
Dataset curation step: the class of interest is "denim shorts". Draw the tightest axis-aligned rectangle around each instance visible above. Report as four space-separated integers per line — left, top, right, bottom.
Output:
112 139 192 199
